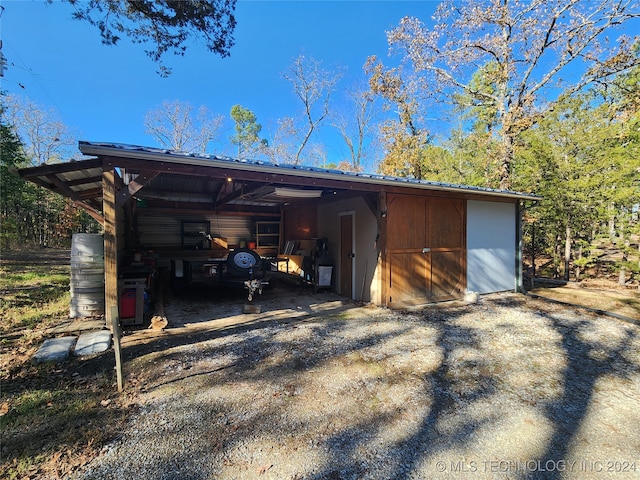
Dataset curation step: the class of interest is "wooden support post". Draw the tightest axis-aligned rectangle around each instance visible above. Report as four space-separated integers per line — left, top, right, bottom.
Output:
379 191 388 306
110 306 124 392
103 168 119 331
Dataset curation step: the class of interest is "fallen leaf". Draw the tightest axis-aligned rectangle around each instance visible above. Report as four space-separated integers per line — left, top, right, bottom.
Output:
257 464 273 475
100 399 112 407
0 402 9 416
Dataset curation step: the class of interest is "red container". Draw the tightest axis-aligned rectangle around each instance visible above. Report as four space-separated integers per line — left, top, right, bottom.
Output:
120 290 136 318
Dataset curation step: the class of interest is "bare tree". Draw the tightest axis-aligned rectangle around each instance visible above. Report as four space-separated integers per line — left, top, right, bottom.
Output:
144 99 224 154
384 0 639 189
2 94 76 165
364 58 431 178
265 116 297 164
282 54 341 164
331 83 377 171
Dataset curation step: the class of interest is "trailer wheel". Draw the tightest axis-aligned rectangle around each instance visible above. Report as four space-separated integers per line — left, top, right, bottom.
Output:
227 248 262 277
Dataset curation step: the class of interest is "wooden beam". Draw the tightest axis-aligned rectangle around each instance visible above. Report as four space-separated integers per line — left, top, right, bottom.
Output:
100 155 382 192
46 174 84 201
110 306 124 392
66 175 103 187
103 169 119 330
215 182 266 207
45 174 104 224
74 201 104 226
115 171 159 208
138 197 281 215
78 187 103 199
18 158 102 178
144 206 281 218
379 191 388 307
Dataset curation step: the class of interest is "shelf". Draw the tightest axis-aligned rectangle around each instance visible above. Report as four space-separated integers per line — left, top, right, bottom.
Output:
256 221 280 250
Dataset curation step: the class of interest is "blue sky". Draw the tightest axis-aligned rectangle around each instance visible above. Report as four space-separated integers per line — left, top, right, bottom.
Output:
2 0 438 167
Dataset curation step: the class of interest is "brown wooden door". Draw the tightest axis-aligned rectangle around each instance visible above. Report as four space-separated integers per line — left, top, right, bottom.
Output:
428 197 465 302
340 214 353 298
386 194 465 305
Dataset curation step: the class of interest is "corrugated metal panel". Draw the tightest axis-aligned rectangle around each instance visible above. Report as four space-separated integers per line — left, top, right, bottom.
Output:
137 214 182 248
137 212 259 248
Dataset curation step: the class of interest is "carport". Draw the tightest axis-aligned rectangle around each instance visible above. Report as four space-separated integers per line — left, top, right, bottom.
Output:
19 141 540 326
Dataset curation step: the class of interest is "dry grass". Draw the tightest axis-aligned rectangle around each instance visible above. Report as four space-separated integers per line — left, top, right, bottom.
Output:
0 249 136 480
529 281 640 321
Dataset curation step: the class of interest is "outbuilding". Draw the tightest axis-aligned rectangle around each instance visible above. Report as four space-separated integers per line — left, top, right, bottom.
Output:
19 141 539 325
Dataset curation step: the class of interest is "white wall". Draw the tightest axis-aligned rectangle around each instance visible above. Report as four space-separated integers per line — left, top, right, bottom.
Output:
467 200 516 294
317 196 379 302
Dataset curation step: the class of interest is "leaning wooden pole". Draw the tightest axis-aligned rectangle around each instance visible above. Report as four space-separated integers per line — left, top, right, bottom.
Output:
110 306 124 392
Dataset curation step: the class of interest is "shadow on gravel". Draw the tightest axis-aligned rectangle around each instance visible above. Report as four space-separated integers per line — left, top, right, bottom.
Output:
119 285 361 369
307 305 495 480
81 293 640 480
297 297 639 480
530 310 638 480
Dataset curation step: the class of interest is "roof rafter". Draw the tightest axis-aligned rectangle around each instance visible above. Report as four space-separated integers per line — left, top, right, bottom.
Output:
115 170 160 208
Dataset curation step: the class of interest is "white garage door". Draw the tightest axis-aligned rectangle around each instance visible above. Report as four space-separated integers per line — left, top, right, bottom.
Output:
467 200 516 294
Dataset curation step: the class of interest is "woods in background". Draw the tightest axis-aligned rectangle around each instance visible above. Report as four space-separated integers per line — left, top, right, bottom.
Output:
0 102 100 250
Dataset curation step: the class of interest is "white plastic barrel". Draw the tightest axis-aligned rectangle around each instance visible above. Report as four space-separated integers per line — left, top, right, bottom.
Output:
70 234 105 318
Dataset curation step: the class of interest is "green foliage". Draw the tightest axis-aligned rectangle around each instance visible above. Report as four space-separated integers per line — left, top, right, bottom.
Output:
62 0 237 76
0 259 70 333
230 104 267 159
1 106 33 248
453 61 501 133
383 0 639 189
513 65 640 279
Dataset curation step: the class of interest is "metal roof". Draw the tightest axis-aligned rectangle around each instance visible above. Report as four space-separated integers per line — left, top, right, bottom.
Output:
78 141 542 202
18 141 540 219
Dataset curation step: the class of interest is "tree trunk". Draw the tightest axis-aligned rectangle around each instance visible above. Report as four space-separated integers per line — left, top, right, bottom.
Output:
608 204 616 242
618 235 630 286
554 235 562 279
618 216 628 286
499 131 514 190
530 221 536 288
564 222 571 282
619 250 627 286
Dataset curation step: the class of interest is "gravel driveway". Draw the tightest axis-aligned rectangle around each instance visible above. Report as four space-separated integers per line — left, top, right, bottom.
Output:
75 290 640 480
